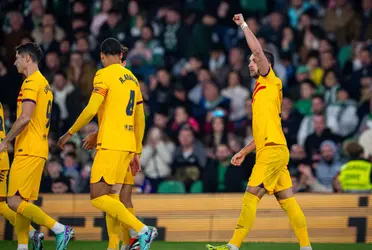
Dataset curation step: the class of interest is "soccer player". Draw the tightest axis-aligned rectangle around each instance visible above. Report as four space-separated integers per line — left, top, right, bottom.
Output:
81 45 142 250
0 102 45 250
206 14 312 250
0 43 73 250
57 37 157 250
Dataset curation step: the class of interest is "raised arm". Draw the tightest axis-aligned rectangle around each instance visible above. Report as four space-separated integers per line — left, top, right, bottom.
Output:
233 13 270 76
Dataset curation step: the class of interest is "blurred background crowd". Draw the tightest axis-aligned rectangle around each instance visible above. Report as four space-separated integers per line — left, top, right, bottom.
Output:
0 0 371 194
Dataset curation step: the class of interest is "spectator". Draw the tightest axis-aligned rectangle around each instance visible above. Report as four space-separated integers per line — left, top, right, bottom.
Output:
297 94 327 146
32 12 65 44
66 51 96 102
159 7 186 67
203 144 248 192
149 68 173 112
170 106 200 139
90 0 113 37
43 51 61 83
141 127 175 192
63 152 81 193
294 79 316 116
209 43 226 75
318 69 341 105
304 114 340 162
39 25 60 54
315 140 344 190
40 158 72 194
52 71 82 132
339 141 372 193
360 0 372 41
188 68 212 105
59 38 71 69
171 125 206 192
200 80 230 114
288 0 312 28
4 11 29 66
281 96 304 148
97 8 127 46
0 59 22 115
221 71 250 123
215 47 250 88
204 116 229 156
306 52 324 86
326 88 359 137
324 0 360 47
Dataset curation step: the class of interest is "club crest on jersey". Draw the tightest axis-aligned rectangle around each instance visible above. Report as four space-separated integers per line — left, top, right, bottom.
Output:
44 85 52 94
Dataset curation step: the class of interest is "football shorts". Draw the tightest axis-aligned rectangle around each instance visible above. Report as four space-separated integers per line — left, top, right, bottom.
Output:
8 155 46 200
248 145 292 195
91 149 134 185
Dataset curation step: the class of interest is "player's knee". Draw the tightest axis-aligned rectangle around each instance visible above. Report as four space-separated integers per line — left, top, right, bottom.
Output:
274 187 294 201
7 196 21 212
246 186 266 199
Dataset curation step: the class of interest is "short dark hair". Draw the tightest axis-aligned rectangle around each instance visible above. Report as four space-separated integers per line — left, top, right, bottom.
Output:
263 49 275 68
66 151 77 160
312 93 324 102
54 70 67 79
15 42 42 63
121 45 129 62
101 37 122 56
345 142 364 159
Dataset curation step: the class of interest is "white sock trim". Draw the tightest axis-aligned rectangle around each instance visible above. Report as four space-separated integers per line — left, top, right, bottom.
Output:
120 245 129 250
129 228 137 238
137 226 149 236
51 222 65 234
227 243 239 250
17 244 28 250
300 247 312 250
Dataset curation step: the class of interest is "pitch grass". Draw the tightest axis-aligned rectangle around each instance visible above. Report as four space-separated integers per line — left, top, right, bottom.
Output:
0 241 371 250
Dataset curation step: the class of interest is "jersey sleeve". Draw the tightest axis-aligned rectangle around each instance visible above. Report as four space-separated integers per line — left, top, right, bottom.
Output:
21 81 39 104
92 71 109 98
134 87 145 153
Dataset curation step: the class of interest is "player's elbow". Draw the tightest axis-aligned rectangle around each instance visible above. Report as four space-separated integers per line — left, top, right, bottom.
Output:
20 114 31 125
252 48 263 57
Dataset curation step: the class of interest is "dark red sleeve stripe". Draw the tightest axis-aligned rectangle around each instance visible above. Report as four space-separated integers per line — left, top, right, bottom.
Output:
22 99 36 104
136 100 143 105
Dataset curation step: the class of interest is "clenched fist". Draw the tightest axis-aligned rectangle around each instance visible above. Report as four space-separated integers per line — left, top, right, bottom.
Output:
232 13 245 26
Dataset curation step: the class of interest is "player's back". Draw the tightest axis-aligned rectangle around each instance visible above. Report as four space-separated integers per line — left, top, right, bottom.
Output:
15 70 53 159
95 64 142 152
252 67 287 151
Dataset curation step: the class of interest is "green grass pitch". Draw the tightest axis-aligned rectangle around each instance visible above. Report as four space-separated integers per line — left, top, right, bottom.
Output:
0 241 371 250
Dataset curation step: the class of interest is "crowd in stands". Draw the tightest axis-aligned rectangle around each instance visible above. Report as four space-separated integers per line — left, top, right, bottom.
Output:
0 0 371 194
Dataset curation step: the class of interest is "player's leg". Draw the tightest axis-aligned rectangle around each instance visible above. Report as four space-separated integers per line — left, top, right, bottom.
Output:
106 183 122 250
207 146 287 250
0 170 43 249
274 169 311 250
120 184 137 250
7 156 73 250
90 150 157 250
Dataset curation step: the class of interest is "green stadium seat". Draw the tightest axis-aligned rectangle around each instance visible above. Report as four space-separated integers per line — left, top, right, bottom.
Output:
157 181 186 194
190 181 203 193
